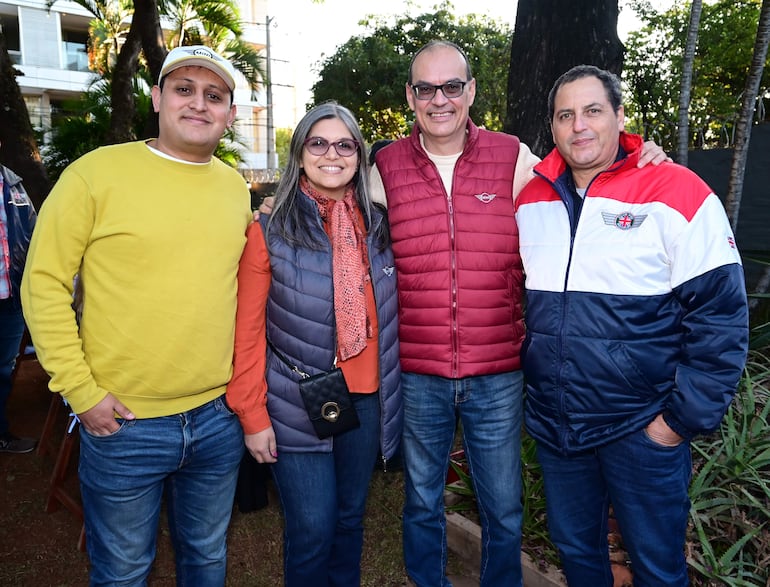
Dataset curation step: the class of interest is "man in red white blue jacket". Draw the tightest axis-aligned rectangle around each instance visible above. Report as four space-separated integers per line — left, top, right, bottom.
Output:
515 65 748 587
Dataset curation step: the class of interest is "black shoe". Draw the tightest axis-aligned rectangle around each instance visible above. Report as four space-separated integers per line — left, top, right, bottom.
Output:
0 433 37 454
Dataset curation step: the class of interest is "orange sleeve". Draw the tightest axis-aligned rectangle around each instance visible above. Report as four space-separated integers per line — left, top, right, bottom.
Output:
226 222 272 434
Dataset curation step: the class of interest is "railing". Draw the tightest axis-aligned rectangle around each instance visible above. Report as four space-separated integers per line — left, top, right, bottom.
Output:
241 168 281 209
63 42 89 72
241 168 281 185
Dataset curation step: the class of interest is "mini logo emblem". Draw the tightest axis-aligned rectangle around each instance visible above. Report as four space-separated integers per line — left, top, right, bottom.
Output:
727 236 736 249
475 192 496 203
383 266 395 277
601 211 647 230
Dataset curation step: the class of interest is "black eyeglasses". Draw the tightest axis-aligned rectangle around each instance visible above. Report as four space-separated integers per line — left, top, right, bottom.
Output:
303 137 360 157
409 80 469 101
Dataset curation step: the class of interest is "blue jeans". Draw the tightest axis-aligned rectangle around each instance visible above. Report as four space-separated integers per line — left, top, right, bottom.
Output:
271 392 381 587
0 298 25 436
79 395 244 587
536 428 691 587
401 371 524 587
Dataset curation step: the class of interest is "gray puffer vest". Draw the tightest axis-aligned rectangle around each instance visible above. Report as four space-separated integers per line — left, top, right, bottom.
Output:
260 192 402 457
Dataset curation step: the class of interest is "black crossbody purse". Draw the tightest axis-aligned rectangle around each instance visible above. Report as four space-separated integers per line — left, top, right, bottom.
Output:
267 341 360 439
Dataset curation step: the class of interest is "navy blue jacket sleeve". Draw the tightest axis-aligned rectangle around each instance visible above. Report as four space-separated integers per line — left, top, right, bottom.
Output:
664 263 749 439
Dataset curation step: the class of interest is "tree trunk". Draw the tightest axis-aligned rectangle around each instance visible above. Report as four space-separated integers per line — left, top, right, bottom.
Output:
105 25 141 144
505 0 623 157
137 0 166 139
676 0 702 165
105 0 165 143
0 33 51 209
724 0 770 231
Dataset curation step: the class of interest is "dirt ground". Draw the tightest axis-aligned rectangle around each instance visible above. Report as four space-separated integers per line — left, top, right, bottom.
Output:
0 356 475 587
1 358 93 585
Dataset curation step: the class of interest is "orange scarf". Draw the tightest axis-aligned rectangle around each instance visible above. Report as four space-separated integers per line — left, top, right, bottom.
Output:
301 176 371 360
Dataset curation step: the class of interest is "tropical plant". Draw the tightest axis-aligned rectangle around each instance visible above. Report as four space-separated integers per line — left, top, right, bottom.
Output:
445 456 475 513
519 432 559 569
275 127 292 170
161 0 265 91
83 0 133 74
443 351 770 585
41 76 153 181
162 0 240 48
676 0 702 165
0 30 51 208
687 353 770 586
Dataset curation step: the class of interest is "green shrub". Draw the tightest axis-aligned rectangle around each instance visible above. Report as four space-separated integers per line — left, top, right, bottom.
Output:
687 350 770 586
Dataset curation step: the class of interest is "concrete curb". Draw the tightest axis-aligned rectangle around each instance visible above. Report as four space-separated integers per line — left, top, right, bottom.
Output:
446 511 566 587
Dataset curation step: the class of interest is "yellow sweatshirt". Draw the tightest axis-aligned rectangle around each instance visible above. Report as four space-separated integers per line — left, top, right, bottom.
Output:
21 141 252 417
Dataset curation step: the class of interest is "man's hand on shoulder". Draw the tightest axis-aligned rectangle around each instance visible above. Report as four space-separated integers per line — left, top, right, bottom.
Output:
638 141 673 167
260 196 275 215
249 196 275 223
77 393 135 436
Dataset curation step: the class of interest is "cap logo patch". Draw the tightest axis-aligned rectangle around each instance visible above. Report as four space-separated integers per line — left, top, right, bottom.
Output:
192 48 216 60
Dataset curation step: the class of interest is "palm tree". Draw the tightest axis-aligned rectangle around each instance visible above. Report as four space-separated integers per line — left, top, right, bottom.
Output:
724 0 770 308
676 0 703 165
87 0 133 74
45 0 265 145
724 0 770 230
161 0 265 91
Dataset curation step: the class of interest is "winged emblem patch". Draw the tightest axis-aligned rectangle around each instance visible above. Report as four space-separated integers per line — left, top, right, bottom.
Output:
601 211 647 230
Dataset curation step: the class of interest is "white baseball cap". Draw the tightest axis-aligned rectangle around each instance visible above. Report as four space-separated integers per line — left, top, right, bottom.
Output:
159 45 237 91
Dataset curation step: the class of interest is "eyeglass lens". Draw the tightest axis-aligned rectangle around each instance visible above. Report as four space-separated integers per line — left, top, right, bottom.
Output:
412 81 466 100
304 137 358 157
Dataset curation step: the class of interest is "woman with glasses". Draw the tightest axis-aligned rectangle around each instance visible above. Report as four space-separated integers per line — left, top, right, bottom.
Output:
227 101 402 586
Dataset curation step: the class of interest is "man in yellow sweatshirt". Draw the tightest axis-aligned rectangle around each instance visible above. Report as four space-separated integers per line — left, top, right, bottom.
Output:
21 46 252 586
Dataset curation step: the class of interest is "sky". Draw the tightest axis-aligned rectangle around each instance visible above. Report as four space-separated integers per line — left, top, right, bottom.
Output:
265 0 645 127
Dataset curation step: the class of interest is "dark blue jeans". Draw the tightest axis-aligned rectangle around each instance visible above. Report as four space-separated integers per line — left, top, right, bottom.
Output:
79 395 244 586
536 428 692 587
401 371 524 587
270 392 381 587
0 298 25 436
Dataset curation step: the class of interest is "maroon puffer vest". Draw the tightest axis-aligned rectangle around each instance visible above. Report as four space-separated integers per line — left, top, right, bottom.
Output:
376 120 524 378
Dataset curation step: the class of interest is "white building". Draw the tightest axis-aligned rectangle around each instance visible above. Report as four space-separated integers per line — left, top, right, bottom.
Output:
0 0 277 173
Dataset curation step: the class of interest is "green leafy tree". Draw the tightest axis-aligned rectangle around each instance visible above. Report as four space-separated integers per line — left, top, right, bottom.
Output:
624 0 769 151
275 127 292 169
310 5 511 142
